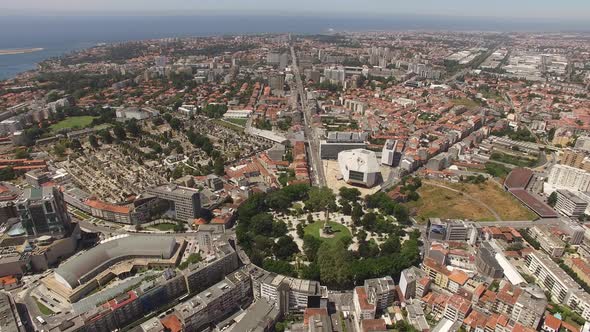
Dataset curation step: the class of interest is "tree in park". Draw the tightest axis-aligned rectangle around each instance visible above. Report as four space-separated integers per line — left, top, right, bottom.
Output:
113 125 127 141
274 236 299 260
305 187 337 221
340 199 352 215
98 130 113 144
351 203 363 225
214 157 225 176
317 240 354 289
70 138 83 151
339 187 361 202
303 234 322 262
126 119 142 137
296 223 305 238
88 134 99 148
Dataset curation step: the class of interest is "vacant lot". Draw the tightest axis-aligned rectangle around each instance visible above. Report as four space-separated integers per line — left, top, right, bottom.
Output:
50 116 97 132
304 220 351 244
405 184 495 222
405 180 536 222
451 97 480 108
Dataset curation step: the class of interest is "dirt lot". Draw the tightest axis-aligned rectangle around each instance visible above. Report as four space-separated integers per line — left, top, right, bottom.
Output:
323 160 391 197
405 180 537 222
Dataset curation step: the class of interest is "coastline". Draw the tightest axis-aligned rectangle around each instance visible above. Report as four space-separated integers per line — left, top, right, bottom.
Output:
0 48 44 56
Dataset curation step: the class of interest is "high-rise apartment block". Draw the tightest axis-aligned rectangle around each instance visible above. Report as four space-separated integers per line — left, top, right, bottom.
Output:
146 184 201 221
16 186 71 237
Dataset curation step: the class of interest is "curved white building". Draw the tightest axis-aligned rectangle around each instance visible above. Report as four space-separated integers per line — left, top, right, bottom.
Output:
338 149 381 188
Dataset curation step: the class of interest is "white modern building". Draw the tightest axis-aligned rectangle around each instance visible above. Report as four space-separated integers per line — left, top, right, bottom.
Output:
555 189 588 217
338 149 381 188
547 164 590 193
223 109 253 119
524 251 590 321
381 139 399 166
575 136 590 152
115 107 155 120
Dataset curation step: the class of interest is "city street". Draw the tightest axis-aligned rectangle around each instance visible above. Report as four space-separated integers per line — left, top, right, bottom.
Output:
290 45 327 187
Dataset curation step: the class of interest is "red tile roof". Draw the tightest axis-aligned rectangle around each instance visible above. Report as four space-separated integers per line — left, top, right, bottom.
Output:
85 199 131 214
355 287 375 311
160 313 183 332
543 314 562 331
303 308 328 325
361 319 387 332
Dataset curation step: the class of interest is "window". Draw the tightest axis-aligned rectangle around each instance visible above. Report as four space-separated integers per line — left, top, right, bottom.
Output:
349 170 365 182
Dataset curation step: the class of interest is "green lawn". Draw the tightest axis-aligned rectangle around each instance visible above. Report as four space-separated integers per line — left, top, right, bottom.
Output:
213 119 245 132
304 221 352 244
72 210 91 220
179 253 203 270
34 298 54 315
150 223 176 231
490 152 537 167
50 116 97 132
225 118 248 126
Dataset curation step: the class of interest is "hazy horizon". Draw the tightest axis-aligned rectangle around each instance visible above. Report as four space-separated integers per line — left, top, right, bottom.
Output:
1 0 589 21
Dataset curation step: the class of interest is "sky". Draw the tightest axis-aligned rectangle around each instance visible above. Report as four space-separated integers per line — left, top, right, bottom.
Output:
2 0 589 20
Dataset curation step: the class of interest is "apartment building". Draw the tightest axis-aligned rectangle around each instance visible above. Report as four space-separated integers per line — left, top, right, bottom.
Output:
399 267 427 300
0 292 21 332
175 271 251 331
568 258 590 286
16 186 72 238
363 276 396 313
443 294 472 322
548 164 590 192
353 286 376 320
510 288 547 329
422 257 469 292
251 267 327 314
524 251 590 320
183 243 239 294
406 300 430 332
561 149 588 169
555 189 588 217
528 226 566 258
146 184 202 221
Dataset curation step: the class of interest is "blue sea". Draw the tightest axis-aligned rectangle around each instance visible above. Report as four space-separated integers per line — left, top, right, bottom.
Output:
0 14 588 80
